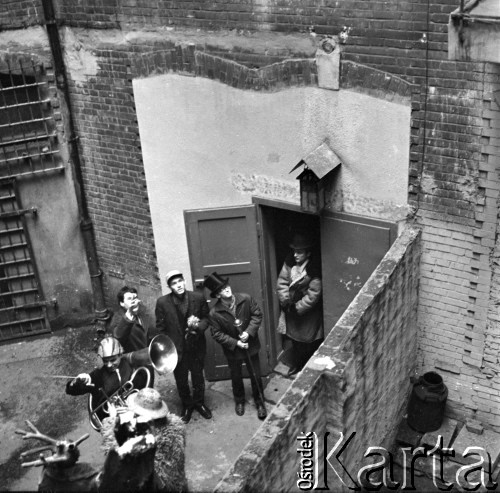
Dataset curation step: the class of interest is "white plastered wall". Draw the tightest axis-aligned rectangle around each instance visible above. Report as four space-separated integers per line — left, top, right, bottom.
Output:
133 74 410 292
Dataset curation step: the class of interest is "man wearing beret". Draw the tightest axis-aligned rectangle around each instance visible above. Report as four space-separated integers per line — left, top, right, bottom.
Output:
204 272 267 420
155 270 212 423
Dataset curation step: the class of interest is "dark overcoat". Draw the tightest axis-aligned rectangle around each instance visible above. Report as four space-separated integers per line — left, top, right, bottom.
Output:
208 292 262 361
111 311 150 354
155 290 209 360
65 359 149 422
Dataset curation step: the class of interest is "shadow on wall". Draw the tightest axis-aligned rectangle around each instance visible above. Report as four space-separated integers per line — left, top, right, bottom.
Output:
215 225 421 492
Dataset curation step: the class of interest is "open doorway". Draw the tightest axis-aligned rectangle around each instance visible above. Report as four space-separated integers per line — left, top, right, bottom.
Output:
185 199 397 379
254 197 321 368
254 196 397 372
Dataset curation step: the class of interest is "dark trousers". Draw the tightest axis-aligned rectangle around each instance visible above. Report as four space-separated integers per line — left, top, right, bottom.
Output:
173 351 205 409
227 353 264 405
291 338 323 370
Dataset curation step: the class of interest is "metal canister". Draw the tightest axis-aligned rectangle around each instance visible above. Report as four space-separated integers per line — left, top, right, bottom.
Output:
407 371 448 433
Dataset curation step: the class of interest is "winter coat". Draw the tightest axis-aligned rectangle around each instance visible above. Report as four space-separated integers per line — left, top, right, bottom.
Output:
101 413 187 493
111 311 150 354
208 293 262 361
276 255 323 343
155 291 209 360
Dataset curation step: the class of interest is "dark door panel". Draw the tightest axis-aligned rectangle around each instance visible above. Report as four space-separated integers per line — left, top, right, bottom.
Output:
320 211 397 333
184 205 269 380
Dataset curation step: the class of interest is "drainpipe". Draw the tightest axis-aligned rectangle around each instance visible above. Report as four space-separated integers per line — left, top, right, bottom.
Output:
41 0 109 330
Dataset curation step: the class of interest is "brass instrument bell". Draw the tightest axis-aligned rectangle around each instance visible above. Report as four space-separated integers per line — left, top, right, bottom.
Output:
149 334 178 374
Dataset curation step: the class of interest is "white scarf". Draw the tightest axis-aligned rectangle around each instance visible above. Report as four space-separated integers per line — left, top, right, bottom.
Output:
290 259 309 287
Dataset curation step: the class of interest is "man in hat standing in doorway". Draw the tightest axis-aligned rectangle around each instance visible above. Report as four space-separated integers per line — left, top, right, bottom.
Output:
204 272 267 420
276 231 324 377
155 270 212 423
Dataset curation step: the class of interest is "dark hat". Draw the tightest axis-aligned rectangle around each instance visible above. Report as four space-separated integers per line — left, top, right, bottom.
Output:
289 232 316 250
203 272 229 298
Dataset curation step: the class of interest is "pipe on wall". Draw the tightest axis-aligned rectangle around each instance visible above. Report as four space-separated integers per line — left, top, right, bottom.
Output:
41 0 109 329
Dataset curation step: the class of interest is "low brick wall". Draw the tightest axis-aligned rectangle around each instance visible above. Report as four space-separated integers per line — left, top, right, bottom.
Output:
215 225 421 492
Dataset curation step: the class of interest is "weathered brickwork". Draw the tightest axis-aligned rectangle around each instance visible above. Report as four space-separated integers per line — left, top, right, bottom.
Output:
2 0 499 431
334 227 421 483
416 62 500 428
481 64 500 424
67 46 154 306
217 226 421 491
0 1 43 29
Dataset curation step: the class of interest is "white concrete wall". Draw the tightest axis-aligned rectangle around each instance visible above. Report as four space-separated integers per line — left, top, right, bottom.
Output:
133 74 411 292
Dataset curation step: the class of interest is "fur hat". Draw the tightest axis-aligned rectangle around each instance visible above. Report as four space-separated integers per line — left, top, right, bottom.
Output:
126 388 169 420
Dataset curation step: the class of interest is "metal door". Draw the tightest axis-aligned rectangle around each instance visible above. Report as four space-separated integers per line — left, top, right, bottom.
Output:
0 179 50 340
184 205 269 380
320 211 397 333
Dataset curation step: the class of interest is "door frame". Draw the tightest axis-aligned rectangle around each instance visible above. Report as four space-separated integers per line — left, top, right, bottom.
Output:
252 196 317 367
252 196 398 369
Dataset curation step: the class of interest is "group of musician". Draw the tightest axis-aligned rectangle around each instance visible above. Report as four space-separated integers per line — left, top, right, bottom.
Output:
63 269 267 490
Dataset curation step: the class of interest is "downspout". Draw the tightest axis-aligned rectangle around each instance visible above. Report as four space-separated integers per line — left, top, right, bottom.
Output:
41 0 109 330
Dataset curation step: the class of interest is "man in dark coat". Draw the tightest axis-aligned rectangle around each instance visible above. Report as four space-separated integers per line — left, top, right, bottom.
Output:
66 336 150 430
204 272 267 420
111 285 155 387
155 270 212 423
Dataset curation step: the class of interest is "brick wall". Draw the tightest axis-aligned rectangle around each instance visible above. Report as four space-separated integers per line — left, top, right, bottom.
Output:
216 226 421 491
415 61 500 428
2 0 498 429
483 64 500 424
0 1 43 29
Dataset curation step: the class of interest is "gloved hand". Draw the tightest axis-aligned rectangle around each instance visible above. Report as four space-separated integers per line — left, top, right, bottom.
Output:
281 299 292 312
288 303 297 315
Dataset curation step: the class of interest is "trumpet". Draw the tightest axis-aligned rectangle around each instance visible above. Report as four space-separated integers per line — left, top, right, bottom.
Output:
88 334 178 431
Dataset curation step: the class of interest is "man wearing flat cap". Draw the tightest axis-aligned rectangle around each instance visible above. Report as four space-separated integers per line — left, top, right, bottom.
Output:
277 231 324 377
204 272 267 420
155 270 212 423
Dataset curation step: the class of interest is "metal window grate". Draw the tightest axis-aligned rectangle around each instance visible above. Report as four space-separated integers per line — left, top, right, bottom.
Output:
0 60 64 179
0 180 50 340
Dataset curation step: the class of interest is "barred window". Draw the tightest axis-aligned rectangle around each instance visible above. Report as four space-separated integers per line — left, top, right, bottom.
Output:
0 60 64 178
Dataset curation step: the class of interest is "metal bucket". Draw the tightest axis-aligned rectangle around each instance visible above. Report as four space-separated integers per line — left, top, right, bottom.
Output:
407 371 448 433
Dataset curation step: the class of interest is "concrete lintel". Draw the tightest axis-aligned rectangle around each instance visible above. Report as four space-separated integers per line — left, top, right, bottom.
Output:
448 16 500 63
